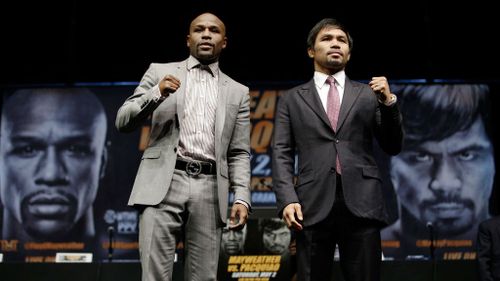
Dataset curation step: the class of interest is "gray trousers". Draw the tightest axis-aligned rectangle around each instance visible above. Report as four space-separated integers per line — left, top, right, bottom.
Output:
138 169 222 281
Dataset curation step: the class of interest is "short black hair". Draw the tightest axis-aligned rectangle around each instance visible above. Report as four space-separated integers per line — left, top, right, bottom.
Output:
307 18 353 51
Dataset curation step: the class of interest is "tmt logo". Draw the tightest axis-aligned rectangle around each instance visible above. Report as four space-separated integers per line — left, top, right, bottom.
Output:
1 240 19 251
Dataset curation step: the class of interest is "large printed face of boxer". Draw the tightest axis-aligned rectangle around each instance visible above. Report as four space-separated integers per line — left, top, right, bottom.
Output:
221 220 247 255
391 117 494 236
261 218 291 255
0 89 107 239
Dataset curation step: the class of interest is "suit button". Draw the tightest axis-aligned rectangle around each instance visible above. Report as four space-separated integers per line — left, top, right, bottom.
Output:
174 147 177 152
335 139 339 144
330 167 335 173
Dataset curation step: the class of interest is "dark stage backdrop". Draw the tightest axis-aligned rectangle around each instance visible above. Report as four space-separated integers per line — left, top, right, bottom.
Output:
0 82 498 280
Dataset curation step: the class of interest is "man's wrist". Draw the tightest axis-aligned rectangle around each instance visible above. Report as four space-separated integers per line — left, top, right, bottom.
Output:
153 85 168 102
234 200 249 210
379 94 397 106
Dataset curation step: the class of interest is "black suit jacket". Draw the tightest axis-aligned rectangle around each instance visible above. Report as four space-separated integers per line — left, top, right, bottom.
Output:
478 216 500 281
272 77 403 226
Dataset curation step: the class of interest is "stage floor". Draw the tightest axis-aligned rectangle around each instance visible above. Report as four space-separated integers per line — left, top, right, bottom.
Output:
0 260 478 281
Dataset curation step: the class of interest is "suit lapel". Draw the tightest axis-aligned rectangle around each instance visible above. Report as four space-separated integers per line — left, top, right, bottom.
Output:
215 72 229 157
337 78 361 132
175 60 188 122
298 79 331 129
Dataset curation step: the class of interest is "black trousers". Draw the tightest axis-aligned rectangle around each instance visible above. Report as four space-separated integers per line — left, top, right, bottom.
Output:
296 175 382 281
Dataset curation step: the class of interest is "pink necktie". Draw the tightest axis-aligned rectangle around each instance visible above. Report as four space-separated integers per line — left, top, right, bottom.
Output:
326 76 342 174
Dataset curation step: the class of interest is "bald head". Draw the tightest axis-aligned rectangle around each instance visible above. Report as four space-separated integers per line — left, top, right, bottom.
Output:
2 88 106 128
0 88 108 240
190 13 226 36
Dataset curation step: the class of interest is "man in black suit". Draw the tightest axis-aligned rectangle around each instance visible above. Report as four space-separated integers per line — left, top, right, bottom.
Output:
272 18 403 281
478 216 500 281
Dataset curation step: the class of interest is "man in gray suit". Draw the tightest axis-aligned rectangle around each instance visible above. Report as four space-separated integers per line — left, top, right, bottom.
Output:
272 18 403 281
116 12 251 281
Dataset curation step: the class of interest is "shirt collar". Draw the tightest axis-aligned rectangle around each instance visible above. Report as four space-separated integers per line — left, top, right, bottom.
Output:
187 55 219 77
313 70 346 89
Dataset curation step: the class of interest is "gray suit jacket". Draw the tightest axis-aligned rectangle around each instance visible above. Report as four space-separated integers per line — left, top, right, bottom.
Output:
116 59 251 223
272 77 403 226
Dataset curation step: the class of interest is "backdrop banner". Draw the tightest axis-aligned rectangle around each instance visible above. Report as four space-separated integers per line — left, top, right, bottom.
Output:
0 83 497 272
